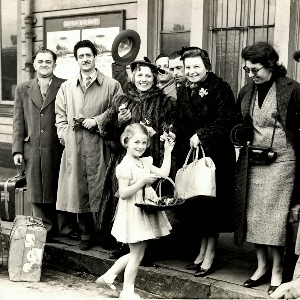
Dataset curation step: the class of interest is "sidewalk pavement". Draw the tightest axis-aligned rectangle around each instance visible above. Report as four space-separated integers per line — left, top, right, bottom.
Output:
0 166 296 299
1 220 276 299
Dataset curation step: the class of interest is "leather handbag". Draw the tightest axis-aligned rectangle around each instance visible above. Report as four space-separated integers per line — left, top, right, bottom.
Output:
175 146 216 200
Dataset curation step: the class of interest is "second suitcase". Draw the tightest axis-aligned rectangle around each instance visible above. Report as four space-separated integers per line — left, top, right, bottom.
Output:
0 171 26 221
15 187 32 217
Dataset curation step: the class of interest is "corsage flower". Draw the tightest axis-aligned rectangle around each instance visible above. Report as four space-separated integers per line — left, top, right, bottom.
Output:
199 88 208 97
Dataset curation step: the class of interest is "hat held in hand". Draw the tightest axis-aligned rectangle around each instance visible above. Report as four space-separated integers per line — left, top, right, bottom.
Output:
112 29 141 66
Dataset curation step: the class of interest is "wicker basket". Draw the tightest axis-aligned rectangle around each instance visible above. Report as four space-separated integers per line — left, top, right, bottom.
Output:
135 177 185 211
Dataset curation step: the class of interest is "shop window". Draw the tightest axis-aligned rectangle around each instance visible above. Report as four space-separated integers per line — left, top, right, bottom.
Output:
1 0 17 102
159 0 192 55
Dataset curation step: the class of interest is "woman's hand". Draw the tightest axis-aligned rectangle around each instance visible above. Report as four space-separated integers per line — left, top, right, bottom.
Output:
190 133 200 148
118 109 131 126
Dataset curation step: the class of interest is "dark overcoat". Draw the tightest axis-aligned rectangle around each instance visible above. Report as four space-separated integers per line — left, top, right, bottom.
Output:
174 72 236 235
96 83 176 238
234 76 300 247
12 76 65 203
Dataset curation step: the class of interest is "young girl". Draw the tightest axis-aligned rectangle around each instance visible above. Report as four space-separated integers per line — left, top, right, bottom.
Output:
96 123 174 299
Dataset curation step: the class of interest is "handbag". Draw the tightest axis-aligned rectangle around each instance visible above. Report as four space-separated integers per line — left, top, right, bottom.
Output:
248 108 278 165
175 145 216 200
135 177 184 211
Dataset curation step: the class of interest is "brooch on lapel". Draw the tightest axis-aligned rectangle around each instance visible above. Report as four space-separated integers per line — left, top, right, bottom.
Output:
199 88 208 97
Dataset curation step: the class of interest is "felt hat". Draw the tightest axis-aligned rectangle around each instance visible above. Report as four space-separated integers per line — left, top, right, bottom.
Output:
130 57 166 74
111 29 141 66
293 50 300 62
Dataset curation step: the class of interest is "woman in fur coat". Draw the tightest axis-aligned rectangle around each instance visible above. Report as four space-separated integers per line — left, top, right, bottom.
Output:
175 47 236 278
96 58 176 252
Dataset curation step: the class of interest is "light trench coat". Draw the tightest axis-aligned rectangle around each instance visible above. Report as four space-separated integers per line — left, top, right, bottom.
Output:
55 70 123 213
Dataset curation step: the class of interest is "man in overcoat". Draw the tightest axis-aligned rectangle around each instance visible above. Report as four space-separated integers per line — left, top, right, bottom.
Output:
12 48 65 237
55 40 123 250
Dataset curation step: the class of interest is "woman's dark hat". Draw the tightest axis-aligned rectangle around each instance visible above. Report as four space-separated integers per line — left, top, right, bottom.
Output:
293 50 300 62
130 57 165 74
111 29 141 66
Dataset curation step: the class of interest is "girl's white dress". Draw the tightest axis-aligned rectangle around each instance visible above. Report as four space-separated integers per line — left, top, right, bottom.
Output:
111 155 172 244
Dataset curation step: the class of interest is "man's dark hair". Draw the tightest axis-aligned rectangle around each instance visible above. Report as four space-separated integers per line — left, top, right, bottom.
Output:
33 47 57 62
168 51 182 60
73 40 97 60
155 53 169 63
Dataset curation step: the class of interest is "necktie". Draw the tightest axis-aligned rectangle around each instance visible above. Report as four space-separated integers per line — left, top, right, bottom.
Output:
86 76 91 88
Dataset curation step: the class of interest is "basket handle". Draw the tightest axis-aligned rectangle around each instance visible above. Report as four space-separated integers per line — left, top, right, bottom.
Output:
155 177 175 198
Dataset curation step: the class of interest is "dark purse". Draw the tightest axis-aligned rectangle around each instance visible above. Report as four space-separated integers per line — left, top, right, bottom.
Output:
248 108 278 165
248 145 277 165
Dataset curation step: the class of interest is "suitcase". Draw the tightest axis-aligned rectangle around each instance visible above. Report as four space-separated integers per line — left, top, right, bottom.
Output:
8 215 46 282
15 187 32 217
0 171 26 221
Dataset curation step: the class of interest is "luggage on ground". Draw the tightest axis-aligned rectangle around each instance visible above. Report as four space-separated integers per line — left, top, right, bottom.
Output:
8 215 46 281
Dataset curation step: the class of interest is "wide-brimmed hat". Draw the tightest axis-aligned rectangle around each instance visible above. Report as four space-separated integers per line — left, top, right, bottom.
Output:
111 29 141 66
293 50 300 62
130 57 165 74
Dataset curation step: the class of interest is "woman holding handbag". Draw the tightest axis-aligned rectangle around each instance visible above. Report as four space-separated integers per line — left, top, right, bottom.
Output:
174 47 236 277
232 42 300 295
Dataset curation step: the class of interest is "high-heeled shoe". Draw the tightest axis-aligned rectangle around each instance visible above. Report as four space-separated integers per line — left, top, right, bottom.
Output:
194 262 215 277
243 270 270 288
268 285 279 295
185 262 203 271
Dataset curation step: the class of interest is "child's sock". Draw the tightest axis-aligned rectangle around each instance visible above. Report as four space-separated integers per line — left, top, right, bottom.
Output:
102 271 117 284
122 283 134 294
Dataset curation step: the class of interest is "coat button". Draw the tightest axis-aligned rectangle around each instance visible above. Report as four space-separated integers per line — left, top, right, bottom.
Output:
83 155 86 159
41 113 44 116
41 130 44 133
83 174 87 177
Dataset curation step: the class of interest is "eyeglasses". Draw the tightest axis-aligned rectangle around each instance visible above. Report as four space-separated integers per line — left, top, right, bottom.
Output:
243 66 264 75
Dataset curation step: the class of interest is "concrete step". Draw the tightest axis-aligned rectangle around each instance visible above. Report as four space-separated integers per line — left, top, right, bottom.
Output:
0 220 273 299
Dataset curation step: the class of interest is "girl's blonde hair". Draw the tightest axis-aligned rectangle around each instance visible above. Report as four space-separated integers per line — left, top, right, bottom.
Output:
120 123 150 148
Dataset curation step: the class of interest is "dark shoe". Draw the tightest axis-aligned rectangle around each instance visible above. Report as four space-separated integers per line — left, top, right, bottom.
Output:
268 285 279 295
79 240 93 251
61 231 81 241
185 262 203 271
194 262 215 277
243 270 270 288
109 244 130 259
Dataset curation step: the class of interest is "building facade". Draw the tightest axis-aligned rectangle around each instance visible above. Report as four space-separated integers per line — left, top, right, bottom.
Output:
0 0 297 167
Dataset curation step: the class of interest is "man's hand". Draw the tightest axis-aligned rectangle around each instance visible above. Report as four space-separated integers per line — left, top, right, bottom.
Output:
82 118 97 130
13 153 23 166
270 280 300 298
118 109 131 126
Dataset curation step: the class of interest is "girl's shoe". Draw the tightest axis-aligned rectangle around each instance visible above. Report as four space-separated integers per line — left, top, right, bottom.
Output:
95 276 116 291
119 291 141 299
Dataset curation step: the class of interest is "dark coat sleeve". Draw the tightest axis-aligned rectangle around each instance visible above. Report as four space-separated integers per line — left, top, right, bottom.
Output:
195 81 236 151
12 83 26 156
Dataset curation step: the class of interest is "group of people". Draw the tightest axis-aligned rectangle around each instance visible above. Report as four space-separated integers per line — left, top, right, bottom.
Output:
12 38 300 299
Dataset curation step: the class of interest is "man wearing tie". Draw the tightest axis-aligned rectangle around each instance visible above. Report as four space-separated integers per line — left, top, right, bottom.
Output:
55 40 123 250
12 48 65 238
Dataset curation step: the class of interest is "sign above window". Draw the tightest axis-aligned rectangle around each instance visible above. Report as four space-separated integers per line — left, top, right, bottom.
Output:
63 18 101 29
